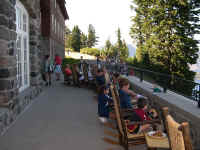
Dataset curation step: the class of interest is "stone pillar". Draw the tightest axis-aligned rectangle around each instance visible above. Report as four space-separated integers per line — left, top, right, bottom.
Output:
24 0 42 87
0 0 18 106
29 18 42 86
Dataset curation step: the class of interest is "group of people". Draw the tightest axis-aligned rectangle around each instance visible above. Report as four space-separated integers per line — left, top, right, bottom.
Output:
43 54 62 86
63 56 95 87
59 55 157 134
96 67 158 134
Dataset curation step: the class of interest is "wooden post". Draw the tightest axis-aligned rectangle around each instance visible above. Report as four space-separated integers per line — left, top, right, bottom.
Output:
162 107 169 136
180 122 193 150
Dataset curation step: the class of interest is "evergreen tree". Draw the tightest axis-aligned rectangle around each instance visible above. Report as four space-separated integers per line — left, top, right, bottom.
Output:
130 0 200 95
120 40 129 60
87 24 98 48
71 25 81 52
65 26 72 49
80 33 88 49
117 28 123 48
116 28 129 60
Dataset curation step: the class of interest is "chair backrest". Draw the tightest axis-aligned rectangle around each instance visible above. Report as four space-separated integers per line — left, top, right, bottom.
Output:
163 107 193 150
113 84 119 97
71 64 78 84
83 63 88 81
110 85 124 137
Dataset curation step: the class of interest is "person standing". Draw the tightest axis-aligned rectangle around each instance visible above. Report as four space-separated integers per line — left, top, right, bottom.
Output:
44 55 52 86
54 54 62 81
97 56 101 69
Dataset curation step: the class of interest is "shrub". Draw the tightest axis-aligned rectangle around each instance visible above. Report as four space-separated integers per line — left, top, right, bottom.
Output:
62 58 80 71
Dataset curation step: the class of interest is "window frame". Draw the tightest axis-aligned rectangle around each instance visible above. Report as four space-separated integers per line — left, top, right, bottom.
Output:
16 0 30 92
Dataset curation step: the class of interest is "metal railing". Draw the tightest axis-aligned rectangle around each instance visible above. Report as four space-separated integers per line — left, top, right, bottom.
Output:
104 63 200 104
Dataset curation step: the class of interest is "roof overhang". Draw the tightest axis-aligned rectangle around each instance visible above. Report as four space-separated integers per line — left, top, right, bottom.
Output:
57 0 69 20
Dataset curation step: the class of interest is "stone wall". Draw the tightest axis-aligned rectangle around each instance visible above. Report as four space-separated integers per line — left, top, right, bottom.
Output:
0 0 17 106
0 86 42 135
54 38 65 58
0 0 44 135
127 76 200 150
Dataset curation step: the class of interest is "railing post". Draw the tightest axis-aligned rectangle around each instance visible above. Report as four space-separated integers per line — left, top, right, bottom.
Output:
198 85 200 108
140 71 143 82
163 76 167 93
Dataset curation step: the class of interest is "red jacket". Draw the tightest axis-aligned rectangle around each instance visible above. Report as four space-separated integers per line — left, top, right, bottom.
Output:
134 108 150 121
127 108 150 133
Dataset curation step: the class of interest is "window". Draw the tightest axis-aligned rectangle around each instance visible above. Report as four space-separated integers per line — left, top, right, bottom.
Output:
52 14 54 31
55 19 56 34
55 0 57 8
23 13 27 32
58 23 60 37
16 0 30 92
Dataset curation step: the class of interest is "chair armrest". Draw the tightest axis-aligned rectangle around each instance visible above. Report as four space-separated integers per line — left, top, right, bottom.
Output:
121 109 133 113
128 119 161 125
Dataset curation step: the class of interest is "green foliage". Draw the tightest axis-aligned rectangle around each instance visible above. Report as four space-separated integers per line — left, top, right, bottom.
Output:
65 48 74 52
87 24 98 48
80 33 88 49
62 58 80 71
65 24 98 50
65 26 72 49
102 28 129 60
80 47 100 56
130 0 200 96
71 25 81 52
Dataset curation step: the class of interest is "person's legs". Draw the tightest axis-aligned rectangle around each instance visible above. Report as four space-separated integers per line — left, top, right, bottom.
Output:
49 73 52 86
45 73 49 86
56 73 59 80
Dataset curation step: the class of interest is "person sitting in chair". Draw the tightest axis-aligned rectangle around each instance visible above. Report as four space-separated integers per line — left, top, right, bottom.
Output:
127 98 157 134
98 85 113 123
64 65 72 85
118 78 138 109
96 69 106 87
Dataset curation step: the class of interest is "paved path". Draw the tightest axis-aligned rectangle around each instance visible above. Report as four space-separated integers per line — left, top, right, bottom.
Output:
0 82 145 150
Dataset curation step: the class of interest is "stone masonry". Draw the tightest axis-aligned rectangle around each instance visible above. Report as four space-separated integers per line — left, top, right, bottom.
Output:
0 0 68 135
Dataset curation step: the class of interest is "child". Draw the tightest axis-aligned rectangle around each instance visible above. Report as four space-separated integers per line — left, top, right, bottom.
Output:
96 69 106 87
127 98 156 134
98 85 113 123
64 65 72 85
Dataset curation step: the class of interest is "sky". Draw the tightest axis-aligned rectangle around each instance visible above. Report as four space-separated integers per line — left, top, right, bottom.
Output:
65 0 136 48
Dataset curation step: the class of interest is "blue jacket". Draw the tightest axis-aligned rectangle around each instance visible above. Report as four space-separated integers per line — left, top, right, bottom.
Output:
98 94 112 118
96 75 105 86
119 89 132 109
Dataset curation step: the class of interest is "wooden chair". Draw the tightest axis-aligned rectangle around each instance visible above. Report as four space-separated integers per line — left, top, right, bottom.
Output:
110 85 151 150
71 64 78 86
162 107 193 150
105 71 111 85
82 63 88 83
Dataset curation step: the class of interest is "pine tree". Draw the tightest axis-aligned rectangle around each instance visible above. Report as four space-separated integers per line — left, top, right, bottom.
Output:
87 24 98 48
65 26 72 49
80 33 88 49
130 0 200 95
120 40 129 60
116 28 129 61
71 25 81 52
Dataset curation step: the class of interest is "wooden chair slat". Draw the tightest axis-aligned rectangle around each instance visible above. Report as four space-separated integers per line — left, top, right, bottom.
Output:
166 115 185 150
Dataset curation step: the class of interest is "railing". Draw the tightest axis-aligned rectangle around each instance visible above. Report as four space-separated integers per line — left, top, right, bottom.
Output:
103 63 200 104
